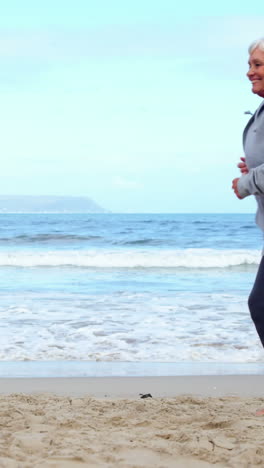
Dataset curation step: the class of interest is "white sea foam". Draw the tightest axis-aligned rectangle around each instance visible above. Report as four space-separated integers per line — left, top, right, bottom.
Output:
0 248 260 268
0 291 263 362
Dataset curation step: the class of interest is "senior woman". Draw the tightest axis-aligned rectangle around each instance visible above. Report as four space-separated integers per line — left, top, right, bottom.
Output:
232 37 264 347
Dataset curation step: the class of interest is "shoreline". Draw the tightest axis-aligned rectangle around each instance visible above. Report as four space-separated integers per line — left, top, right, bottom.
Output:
1 374 264 397
0 360 263 378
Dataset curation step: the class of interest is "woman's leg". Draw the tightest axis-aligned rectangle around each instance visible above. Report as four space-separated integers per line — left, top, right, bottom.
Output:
248 256 264 347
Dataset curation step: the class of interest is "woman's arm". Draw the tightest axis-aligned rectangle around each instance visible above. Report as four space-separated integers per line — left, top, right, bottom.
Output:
237 157 249 174
237 163 264 198
232 157 249 199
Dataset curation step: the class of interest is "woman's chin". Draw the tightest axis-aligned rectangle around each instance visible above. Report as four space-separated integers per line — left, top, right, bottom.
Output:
252 84 264 97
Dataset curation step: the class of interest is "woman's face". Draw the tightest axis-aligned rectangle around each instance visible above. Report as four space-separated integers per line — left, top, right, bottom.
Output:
247 47 264 98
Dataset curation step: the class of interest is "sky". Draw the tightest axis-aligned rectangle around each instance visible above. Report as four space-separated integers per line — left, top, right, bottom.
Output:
1 1 264 213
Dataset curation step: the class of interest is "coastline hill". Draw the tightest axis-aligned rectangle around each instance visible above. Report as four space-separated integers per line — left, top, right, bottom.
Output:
0 195 108 213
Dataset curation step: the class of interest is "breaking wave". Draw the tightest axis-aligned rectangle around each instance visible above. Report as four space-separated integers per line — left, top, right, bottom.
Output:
0 248 260 268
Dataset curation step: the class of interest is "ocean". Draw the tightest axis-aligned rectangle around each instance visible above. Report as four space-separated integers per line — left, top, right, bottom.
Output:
0 212 263 366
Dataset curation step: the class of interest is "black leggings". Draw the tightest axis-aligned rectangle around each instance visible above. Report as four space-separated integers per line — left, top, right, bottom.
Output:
248 255 264 347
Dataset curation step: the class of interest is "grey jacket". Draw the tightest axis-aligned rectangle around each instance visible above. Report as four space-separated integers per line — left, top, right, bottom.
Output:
237 100 264 230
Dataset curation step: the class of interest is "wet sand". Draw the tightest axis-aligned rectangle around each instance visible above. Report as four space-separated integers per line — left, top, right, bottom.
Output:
0 375 264 397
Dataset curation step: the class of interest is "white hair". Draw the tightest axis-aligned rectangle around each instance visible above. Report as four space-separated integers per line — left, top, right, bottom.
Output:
249 38 264 54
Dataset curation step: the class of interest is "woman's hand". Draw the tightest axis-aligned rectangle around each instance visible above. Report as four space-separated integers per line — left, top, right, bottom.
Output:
237 157 249 174
232 178 242 199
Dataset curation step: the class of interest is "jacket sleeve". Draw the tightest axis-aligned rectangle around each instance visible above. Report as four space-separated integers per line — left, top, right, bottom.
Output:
237 163 264 198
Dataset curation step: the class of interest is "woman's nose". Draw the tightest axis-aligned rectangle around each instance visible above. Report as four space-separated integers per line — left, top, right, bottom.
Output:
247 66 254 78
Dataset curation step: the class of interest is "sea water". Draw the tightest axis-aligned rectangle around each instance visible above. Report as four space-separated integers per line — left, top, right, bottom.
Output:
0 213 263 363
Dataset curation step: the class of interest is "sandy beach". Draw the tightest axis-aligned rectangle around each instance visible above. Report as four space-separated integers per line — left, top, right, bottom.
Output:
0 376 264 467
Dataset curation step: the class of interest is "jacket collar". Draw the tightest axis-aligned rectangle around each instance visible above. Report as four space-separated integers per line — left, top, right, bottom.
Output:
243 100 264 147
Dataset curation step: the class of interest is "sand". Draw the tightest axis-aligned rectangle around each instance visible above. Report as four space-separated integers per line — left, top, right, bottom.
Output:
0 376 264 467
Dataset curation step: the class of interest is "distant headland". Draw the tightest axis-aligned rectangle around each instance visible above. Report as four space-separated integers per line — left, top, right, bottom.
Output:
0 195 108 213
